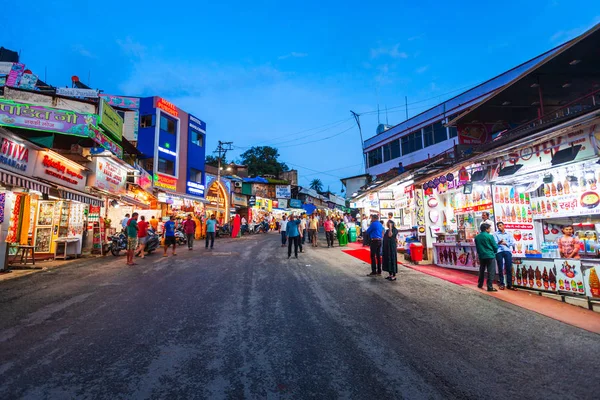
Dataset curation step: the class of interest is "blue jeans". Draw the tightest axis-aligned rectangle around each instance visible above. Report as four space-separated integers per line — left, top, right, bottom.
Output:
496 251 513 287
281 231 287 245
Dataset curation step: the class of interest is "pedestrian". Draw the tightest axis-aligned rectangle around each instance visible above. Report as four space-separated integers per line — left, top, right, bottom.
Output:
481 212 495 232
382 219 398 281
183 214 197 250
475 223 498 292
366 214 384 276
126 212 139 265
279 215 288 247
121 213 130 232
286 214 302 259
336 217 348 247
557 225 581 259
361 214 370 247
324 216 335 248
387 212 394 226
162 216 177 257
149 215 159 232
309 214 319 247
299 214 307 249
494 222 516 290
136 215 149 259
205 214 217 249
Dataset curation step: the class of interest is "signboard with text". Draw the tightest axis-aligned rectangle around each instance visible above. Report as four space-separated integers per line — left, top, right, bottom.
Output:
88 125 123 159
289 199 303 208
154 173 177 191
93 158 127 195
99 99 123 141
56 88 99 98
0 132 38 176
275 185 291 199
33 152 87 191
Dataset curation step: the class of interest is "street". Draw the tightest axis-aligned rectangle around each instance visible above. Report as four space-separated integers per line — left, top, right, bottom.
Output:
0 233 598 400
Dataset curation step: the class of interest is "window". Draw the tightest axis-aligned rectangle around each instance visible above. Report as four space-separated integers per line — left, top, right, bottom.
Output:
116 110 126 120
189 168 203 183
449 126 458 138
401 131 423 155
423 125 434 147
140 115 154 128
158 157 175 175
433 122 448 143
190 130 203 147
383 139 401 161
367 148 383 167
160 115 176 134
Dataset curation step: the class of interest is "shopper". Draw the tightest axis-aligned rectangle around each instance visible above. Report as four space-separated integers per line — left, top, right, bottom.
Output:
121 213 130 232
299 215 307 248
494 222 516 290
205 214 217 249
136 215 149 259
336 217 348 247
163 216 177 257
309 214 319 247
324 216 335 248
149 215 159 232
481 212 495 232
183 214 197 250
286 214 302 259
557 225 581 259
382 220 399 281
361 214 370 247
366 215 384 276
126 213 139 265
475 223 498 292
279 215 288 247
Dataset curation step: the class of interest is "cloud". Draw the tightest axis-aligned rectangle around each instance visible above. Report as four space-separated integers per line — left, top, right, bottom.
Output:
117 37 147 59
370 44 408 59
416 65 429 74
550 16 600 42
72 44 96 59
278 52 308 60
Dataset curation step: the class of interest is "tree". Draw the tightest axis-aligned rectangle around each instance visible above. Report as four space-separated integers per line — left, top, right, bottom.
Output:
240 146 289 177
205 155 225 168
309 179 324 193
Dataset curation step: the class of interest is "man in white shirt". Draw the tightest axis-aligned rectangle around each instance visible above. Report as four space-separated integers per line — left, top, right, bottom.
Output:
482 212 495 232
361 214 370 247
299 215 307 250
279 215 288 247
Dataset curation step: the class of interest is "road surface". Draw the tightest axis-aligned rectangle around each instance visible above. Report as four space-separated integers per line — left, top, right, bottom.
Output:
0 233 598 399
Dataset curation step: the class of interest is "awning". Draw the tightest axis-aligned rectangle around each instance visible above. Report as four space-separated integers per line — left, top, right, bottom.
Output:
57 186 104 206
120 195 150 209
0 170 51 194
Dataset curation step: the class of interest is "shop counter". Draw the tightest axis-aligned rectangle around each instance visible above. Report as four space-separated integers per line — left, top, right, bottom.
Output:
54 237 81 260
513 257 600 299
433 242 479 271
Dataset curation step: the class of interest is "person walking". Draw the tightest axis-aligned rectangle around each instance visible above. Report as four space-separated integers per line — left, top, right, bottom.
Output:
162 216 177 257
286 215 302 259
121 213 130 232
494 222 516 290
382 219 399 281
149 215 159 232
309 214 319 247
361 215 370 247
136 215 149 259
324 216 335 248
298 215 307 249
183 214 197 250
475 223 498 292
366 215 384 276
279 215 288 247
205 214 217 249
126 213 139 265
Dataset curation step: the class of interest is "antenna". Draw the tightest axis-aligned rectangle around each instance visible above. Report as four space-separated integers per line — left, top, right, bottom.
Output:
377 104 380 125
405 96 409 120
385 105 389 125
350 110 366 173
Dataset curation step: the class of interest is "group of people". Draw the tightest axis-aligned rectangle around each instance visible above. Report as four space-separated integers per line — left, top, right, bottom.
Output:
364 213 400 281
120 213 219 266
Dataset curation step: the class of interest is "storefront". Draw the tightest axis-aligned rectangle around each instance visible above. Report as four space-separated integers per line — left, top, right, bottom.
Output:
204 180 229 224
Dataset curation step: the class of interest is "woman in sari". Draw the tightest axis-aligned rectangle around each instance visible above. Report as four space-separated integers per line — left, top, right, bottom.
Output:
337 218 348 247
382 220 399 281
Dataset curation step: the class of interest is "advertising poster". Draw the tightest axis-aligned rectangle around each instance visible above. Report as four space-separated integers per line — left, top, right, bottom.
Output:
433 244 478 271
513 258 557 291
554 258 585 295
581 262 600 299
492 185 537 257
94 158 127 194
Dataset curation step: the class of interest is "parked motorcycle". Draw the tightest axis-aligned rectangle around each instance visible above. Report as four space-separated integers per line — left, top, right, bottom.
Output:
217 223 232 238
175 228 187 245
136 229 160 256
109 232 127 256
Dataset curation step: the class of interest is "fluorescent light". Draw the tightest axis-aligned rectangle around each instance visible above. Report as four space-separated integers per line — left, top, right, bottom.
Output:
158 146 177 156
569 59 581 65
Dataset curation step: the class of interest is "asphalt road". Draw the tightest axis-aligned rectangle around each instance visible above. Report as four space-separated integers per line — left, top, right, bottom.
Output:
0 233 598 400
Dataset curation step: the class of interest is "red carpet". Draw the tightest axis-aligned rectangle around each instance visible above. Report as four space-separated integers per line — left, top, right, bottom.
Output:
342 248 371 264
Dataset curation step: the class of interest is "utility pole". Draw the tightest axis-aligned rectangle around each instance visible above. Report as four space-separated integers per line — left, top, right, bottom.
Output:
214 141 233 222
350 111 366 173
405 96 408 120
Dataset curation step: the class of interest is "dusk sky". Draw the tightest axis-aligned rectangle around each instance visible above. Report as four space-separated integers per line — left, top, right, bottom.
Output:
1 1 599 192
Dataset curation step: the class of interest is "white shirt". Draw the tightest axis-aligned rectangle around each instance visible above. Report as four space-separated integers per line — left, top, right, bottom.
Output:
482 218 495 232
242 217 247 224
280 220 288 231
361 219 369 230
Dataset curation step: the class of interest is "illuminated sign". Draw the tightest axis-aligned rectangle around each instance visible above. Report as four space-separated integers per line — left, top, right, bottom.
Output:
187 181 205 195
158 146 177 156
154 173 177 191
33 152 87 190
94 158 127 194
156 98 179 117
205 181 227 208
0 137 29 171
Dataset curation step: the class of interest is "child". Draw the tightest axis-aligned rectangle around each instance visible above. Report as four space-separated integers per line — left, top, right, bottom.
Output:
557 225 580 259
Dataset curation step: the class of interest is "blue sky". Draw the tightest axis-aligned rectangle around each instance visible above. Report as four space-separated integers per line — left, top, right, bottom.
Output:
1 0 599 192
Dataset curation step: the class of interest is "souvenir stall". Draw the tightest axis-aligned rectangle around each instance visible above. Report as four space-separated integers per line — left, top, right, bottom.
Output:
425 167 494 271
483 119 600 299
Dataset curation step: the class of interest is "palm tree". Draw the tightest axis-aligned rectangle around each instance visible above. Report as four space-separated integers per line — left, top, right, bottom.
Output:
309 178 324 193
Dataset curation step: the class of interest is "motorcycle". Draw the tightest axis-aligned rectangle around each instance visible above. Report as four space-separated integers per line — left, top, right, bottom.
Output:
217 223 231 238
136 229 160 256
109 232 128 256
175 228 187 245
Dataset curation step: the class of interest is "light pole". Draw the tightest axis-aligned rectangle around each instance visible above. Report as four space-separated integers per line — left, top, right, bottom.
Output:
213 140 233 223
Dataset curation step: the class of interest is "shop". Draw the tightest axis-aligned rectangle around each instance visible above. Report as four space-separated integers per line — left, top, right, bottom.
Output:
204 180 230 224
232 192 248 218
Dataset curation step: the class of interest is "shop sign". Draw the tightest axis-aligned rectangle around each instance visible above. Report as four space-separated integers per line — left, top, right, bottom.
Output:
278 199 288 209
232 193 247 206
94 158 127 195
454 202 494 214
0 61 13 75
5 63 24 87
88 124 123 159
99 94 140 109
98 99 123 142
56 87 99 98
154 173 177 191
33 152 87 191
275 185 291 199
189 114 206 133
457 121 510 145
248 196 256 207
136 167 153 193
531 193 600 219
555 259 585 295
156 97 179 117
0 134 37 175
0 99 97 137
273 200 279 208
187 181 205 196
513 258 557 292
289 199 302 208
206 181 227 208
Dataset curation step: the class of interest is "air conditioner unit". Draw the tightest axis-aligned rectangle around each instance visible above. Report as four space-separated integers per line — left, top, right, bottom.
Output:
234 181 243 188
